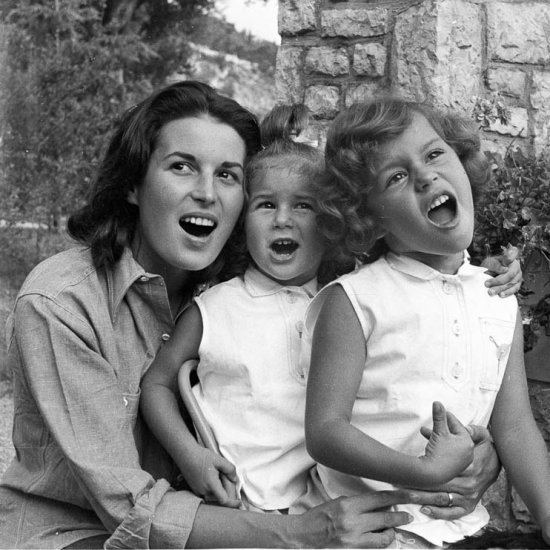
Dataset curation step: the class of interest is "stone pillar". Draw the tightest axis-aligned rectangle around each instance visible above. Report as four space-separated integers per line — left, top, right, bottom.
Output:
276 0 550 154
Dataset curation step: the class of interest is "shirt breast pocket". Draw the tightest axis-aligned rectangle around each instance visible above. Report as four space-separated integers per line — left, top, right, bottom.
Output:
479 317 515 391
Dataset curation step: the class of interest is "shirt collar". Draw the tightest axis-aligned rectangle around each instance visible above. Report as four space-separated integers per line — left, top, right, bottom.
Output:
244 266 318 298
385 250 482 281
108 247 161 314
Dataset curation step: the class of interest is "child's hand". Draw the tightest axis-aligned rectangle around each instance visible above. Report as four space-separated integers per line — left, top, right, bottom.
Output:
482 244 522 298
419 402 474 485
185 447 241 508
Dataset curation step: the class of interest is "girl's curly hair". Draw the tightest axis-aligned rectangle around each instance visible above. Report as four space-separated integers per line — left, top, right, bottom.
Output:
219 104 336 283
319 97 491 273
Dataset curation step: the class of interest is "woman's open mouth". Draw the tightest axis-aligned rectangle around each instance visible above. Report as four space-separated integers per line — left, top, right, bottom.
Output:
179 216 217 238
270 238 299 257
427 194 457 226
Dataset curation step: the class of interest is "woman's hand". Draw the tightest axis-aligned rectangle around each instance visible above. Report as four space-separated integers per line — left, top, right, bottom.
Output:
482 244 522 298
297 490 414 548
411 425 500 520
184 446 241 508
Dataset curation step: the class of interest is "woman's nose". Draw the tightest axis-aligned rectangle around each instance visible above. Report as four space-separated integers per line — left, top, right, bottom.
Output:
191 173 216 204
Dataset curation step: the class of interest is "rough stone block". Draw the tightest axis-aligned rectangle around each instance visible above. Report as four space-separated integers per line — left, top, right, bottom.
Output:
304 85 340 118
345 81 383 107
321 6 390 38
305 46 350 76
487 2 550 64
275 46 305 103
488 107 529 138
391 0 483 110
279 0 317 35
353 43 387 77
530 70 550 154
487 67 527 99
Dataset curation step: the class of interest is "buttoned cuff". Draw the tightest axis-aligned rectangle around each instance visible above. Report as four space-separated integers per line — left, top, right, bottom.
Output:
104 479 202 549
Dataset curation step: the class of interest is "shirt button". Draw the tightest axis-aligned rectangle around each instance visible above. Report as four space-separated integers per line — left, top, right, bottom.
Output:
296 321 304 334
140 276 149 282
452 320 461 336
442 281 452 294
286 292 297 304
161 333 171 341
452 362 462 379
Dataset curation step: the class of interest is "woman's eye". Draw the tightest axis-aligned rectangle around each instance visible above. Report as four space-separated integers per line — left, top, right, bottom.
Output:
259 201 275 209
218 170 241 184
296 202 314 210
171 161 193 173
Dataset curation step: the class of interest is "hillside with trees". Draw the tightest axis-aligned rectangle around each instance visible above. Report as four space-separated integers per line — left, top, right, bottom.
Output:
0 0 277 282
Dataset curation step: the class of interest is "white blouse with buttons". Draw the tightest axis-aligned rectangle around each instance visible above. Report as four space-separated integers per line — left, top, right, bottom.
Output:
304 251 518 545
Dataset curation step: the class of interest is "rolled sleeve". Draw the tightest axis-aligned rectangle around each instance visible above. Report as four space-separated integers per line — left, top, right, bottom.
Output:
10 293 201 548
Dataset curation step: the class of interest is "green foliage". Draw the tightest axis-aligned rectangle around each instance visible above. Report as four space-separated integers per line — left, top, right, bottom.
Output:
472 149 550 259
472 148 550 352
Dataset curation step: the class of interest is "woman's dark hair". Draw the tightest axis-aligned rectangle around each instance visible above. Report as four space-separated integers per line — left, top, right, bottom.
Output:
219 104 334 282
319 96 491 272
68 80 261 273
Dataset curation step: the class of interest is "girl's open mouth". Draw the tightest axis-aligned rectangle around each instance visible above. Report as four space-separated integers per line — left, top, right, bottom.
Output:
179 216 217 238
270 239 299 256
427 194 457 226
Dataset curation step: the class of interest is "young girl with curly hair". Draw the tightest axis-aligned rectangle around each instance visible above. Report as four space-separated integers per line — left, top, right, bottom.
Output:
304 97 550 548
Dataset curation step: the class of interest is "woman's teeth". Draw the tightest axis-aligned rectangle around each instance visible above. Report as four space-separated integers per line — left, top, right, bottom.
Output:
179 216 216 237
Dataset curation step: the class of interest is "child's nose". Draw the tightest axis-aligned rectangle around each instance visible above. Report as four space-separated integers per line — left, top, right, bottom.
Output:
415 169 438 191
273 207 293 227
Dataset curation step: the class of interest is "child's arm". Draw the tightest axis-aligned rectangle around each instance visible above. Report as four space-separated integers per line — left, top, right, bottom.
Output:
140 304 240 508
490 312 550 544
305 285 474 489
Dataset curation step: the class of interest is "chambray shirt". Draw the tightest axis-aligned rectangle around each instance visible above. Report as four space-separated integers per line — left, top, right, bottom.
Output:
0 246 202 549
304 252 517 546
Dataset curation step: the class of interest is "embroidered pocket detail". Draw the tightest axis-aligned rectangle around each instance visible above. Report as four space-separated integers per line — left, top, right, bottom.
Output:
479 318 515 391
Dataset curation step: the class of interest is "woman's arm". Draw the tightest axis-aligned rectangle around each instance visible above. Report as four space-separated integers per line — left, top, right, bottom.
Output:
483 245 522 298
140 304 239 507
490 312 550 543
186 490 415 548
305 286 473 489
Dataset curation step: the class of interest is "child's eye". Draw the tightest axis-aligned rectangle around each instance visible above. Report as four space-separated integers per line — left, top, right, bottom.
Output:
258 201 275 209
296 202 314 210
427 149 445 161
387 171 407 187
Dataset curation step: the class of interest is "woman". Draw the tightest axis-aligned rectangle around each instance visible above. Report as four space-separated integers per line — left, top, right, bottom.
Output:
0 81 518 549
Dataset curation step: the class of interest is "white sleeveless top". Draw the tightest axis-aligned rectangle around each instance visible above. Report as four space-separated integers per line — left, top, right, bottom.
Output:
304 252 517 545
193 267 317 510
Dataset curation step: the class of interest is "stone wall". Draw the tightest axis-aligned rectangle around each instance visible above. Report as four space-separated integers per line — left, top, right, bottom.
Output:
276 0 550 533
276 0 550 155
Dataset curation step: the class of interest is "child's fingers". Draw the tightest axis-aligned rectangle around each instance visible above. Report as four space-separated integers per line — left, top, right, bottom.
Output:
430 401 449 436
419 425 432 440
214 456 238 482
445 410 470 436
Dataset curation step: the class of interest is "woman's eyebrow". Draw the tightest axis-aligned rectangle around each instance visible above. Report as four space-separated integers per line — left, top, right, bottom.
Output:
221 161 244 171
162 151 195 162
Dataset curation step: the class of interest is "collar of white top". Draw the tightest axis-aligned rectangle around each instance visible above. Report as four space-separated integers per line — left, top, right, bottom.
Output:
244 266 318 298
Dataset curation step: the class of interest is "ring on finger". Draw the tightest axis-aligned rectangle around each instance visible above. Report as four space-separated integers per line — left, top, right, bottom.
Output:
447 492 454 507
